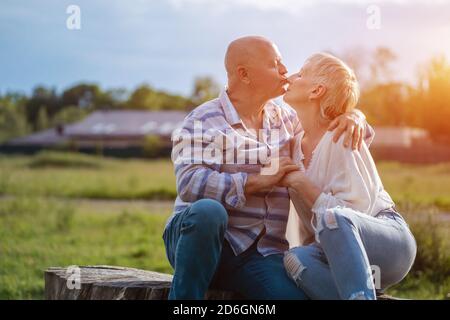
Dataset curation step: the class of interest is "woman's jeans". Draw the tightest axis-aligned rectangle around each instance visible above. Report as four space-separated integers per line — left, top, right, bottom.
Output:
283 206 417 300
163 198 308 300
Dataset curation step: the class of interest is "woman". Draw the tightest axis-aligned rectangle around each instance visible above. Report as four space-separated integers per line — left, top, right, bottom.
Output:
280 53 417 300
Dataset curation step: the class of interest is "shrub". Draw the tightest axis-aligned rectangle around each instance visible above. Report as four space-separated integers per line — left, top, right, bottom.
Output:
143 135 163 158
28 151 101 169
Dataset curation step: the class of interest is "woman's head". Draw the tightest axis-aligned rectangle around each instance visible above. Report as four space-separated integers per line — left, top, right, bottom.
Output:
284 52 359 120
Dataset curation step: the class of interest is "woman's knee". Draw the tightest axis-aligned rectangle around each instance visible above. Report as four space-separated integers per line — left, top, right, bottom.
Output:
379 232 417 289
317 207 355 240
188 199 228 229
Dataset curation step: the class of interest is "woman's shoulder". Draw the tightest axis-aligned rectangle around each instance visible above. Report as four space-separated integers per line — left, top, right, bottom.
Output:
317 130 371 165
318 131 351 155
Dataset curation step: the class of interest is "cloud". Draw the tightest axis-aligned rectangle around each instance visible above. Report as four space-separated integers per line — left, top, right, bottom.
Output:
167 0 450 13
1 0 449 94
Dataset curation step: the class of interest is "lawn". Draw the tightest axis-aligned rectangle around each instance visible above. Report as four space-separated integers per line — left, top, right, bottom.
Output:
0 195 173 299
2 152 450 210
0 152 176 200
0 152 449 299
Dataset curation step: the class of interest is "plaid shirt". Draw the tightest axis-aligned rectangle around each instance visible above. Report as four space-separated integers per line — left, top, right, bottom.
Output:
167 89 301 256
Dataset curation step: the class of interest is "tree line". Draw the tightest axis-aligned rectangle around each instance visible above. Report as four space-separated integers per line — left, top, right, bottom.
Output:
1 47 450 145
0 76 220 143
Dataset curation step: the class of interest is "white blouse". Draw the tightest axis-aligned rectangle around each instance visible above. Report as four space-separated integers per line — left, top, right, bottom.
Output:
286 130 395 247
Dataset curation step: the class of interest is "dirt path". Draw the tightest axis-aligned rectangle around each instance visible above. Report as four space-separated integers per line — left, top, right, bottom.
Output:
1 194 449 222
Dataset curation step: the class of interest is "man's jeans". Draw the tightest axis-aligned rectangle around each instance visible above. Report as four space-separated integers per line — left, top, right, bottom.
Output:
283 206 417 300
163 198 309 300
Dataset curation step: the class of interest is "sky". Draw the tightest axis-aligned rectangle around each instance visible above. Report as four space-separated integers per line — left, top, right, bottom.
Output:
1 0 450 96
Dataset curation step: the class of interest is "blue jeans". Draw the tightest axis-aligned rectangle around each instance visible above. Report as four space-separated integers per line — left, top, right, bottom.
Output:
283 206 417 300
163 199 309 300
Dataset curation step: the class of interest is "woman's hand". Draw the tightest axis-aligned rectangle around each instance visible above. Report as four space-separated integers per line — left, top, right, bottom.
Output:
279 170 322 211
245 157 300 195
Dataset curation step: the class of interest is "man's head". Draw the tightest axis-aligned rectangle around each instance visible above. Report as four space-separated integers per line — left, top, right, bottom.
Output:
224 36 288 100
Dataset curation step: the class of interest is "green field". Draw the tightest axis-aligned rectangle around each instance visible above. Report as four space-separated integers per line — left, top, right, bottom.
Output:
0 152 176 200
2 151 450 210
0 152 449 299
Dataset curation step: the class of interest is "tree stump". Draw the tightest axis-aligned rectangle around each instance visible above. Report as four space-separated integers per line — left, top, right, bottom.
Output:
44 265 400 300
44 265 242 300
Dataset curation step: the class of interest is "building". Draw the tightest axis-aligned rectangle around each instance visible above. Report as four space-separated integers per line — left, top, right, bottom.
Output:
371 126 429 148
3 113 450 163
1 110 188 157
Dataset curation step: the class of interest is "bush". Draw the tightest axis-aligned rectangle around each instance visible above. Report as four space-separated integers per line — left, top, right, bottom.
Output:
28 151 101 169
143 135 163 158
408 213 450 282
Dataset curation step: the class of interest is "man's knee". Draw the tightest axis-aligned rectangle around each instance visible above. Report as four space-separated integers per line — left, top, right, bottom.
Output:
188 199 228 229
283 247 315 287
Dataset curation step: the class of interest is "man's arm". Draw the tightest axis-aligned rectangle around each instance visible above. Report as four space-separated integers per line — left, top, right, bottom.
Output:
175 162 248 209
327 108 373 150
172 120 248 209
244 157 300 196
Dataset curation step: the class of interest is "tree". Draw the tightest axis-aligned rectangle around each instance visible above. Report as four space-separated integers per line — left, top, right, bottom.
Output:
61 83 101 108
370 47 397 85
125 84 164 110
191 76 220 106
417 56 450 143
25 85 59 129
333 47 370 89
51 106 89 127
359 82 410 126
101 88 128 109
125 84 192 110
36 107 49 131
0 94 30 143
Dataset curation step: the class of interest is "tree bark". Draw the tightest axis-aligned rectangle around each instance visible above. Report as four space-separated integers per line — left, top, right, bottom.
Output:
44 265 242 300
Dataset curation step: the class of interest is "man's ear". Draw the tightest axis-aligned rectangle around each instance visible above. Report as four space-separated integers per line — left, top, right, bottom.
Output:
309 84 326 100
237 65 250 84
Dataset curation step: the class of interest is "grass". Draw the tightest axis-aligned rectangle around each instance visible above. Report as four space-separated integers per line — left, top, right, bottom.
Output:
0 196 173 299
379 162 450 211
2 152 450 210
0 151 449 299
386 211 450 299
0 152 177 200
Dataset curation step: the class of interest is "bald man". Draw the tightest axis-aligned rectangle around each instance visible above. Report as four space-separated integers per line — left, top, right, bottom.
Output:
163 36 370 299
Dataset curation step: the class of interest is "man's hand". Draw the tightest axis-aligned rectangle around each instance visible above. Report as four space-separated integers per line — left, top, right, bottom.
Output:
327 110 366 150
245 157 299 195
278 170 307 188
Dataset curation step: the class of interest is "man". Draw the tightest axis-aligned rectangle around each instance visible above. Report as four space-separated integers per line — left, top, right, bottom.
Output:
163 36 371 299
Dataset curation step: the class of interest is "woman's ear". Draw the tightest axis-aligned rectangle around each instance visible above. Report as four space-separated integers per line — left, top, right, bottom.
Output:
237 65 250 84
309 84 326 100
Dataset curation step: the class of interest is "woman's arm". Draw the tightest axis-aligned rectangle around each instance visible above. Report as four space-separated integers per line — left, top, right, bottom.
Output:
281 137 375 215
327 109 375 150
280 171 321 212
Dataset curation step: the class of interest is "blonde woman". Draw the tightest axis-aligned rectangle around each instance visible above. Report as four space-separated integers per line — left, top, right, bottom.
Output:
280 53 417 300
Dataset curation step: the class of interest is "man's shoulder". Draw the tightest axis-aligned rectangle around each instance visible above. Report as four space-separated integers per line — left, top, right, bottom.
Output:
184 98 225 122
270 99 298 122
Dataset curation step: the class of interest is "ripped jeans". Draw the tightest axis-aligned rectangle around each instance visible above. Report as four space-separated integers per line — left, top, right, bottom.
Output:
283 207 417 300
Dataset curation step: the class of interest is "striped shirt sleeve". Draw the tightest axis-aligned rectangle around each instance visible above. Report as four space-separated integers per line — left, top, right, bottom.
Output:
171 116 248 209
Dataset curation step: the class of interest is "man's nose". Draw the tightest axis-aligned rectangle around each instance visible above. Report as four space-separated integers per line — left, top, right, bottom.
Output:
286 74 295 84
279 63 288 75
